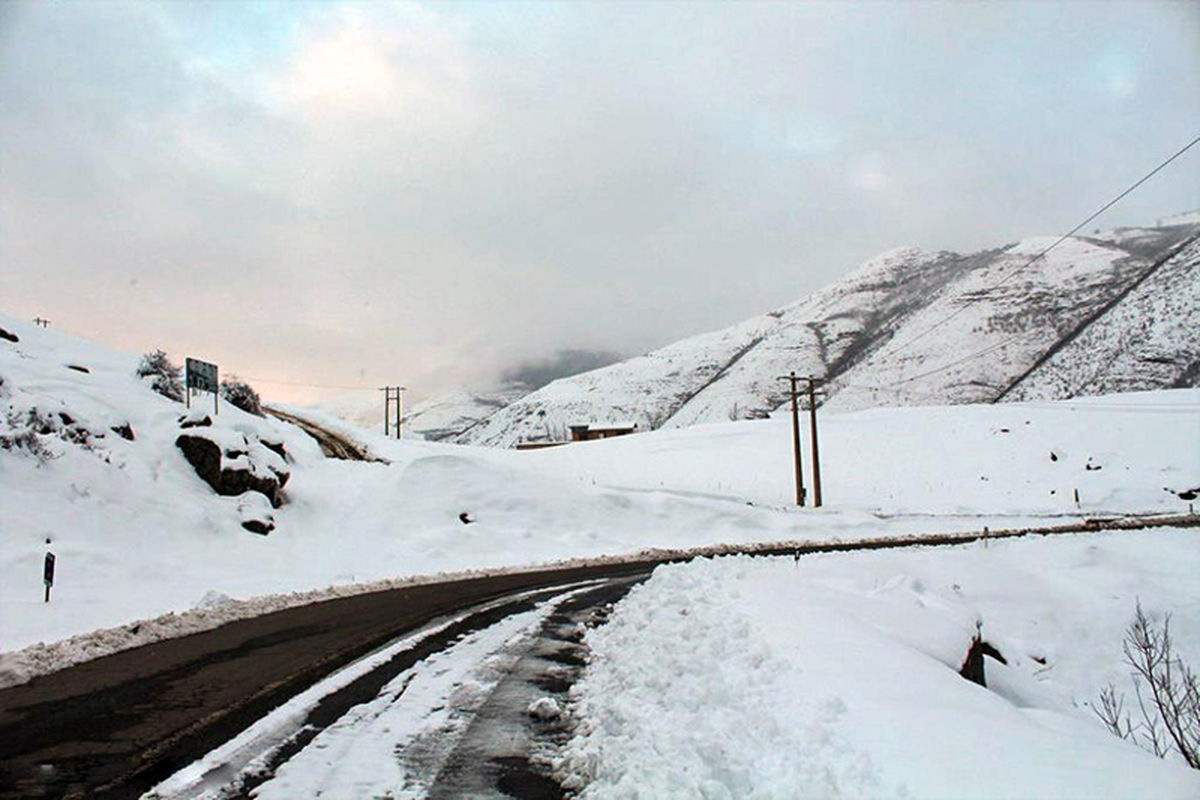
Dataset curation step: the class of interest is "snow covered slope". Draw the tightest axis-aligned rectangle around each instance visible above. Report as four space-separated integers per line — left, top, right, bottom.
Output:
399 383 530 441
459 217 1199 447
1007 237 1200 400
2 310 1197 679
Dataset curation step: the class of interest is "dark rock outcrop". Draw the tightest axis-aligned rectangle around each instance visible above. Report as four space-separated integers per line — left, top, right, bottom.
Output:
260 437 287 461
959 634 1008 687
175 433 289 508
241 518 274 535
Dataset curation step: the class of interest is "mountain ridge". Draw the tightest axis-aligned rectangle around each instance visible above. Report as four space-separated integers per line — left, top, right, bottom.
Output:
453 215 1199 447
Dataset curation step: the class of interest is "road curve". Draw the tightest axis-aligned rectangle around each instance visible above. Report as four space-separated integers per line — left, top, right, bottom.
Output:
1 514 1194 799
0 562 654 800
263 407 382 462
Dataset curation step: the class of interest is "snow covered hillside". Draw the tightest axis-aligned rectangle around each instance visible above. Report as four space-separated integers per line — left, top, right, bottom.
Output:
1 311 1196 683
399 383 531 441
458 216 1199 447
1008 236 1200 401
288 384 528 442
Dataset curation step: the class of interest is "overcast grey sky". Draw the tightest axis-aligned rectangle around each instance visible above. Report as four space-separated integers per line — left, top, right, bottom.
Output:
2 1 1197 403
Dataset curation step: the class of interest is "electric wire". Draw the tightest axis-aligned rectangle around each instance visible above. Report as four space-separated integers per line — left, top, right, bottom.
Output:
251 139 1198 405
239 375 381 391
881 134 1200 360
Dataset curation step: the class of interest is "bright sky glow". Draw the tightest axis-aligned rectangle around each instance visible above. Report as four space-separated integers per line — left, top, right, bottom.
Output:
1 0 1197 403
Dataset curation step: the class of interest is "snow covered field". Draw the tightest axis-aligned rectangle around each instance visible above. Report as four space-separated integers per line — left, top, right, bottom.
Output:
1 310 1197 683
561 530 1200 798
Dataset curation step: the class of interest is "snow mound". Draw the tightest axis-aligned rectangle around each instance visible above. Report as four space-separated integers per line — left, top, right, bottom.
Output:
193 590 235 610
561 532 1200 798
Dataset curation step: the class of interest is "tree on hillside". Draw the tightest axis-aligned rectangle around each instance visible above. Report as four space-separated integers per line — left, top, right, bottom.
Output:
136 350 183 402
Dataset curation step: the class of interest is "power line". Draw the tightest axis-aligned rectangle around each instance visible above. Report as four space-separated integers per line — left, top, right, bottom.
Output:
882 134 1200 359
842 330 1037 392
239 375 379 391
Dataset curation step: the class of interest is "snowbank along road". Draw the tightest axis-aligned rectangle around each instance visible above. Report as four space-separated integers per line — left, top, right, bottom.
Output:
0 561 652 800
0 516 1195 799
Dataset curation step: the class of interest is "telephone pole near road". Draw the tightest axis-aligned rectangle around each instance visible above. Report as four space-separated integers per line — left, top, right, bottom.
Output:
779 372 806 506
381 386 406 439
802 375 826 507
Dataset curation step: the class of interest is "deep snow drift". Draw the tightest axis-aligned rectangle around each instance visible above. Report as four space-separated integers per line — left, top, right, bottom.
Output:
561 531 1200 798
1 311 1197 684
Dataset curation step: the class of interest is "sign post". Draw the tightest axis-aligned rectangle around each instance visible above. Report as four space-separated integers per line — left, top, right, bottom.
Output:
43 551 55 602
185 358 219 415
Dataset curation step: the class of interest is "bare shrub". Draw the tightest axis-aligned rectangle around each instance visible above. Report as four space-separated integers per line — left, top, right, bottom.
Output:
1095 602 1200 768
136 349 183 402
220 377 264 417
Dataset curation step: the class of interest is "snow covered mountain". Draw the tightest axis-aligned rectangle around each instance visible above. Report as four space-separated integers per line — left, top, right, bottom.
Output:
400 384 530 441
459 215 1200 447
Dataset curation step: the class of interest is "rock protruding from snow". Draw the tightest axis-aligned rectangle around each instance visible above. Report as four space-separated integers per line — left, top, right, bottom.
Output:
176 425 291 510
178 411 213 429
528 696 563 720
237 492 276 535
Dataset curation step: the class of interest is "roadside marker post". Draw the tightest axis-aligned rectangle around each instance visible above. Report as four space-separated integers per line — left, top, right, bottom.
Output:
43 550 55 603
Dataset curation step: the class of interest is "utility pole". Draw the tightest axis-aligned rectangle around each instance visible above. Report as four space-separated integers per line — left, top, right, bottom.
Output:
380 387 405 439
397 386 406 440
778 372 806 506
33 317 50 328
802 376 826 507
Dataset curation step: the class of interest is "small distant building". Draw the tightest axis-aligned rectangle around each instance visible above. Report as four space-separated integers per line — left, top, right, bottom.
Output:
569 422 639 442
514 440 569 451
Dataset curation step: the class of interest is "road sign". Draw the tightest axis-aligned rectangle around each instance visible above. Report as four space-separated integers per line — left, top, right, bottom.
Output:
186 358 218 393
185 358 219 414
44 551 55 602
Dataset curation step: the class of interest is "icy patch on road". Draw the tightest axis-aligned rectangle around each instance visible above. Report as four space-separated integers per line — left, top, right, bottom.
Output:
561 530 1200 798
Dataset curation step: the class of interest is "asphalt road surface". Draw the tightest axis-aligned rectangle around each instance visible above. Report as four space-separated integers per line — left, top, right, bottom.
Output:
2 514 1194 799
0 561 656 800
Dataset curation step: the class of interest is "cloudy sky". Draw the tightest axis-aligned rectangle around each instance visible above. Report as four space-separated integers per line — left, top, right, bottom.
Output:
2 1 1197 404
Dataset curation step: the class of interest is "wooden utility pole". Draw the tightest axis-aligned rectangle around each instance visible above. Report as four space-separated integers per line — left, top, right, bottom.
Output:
397 386 406 440
779 372 806 506
380 387 405 439
802 376 825 507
